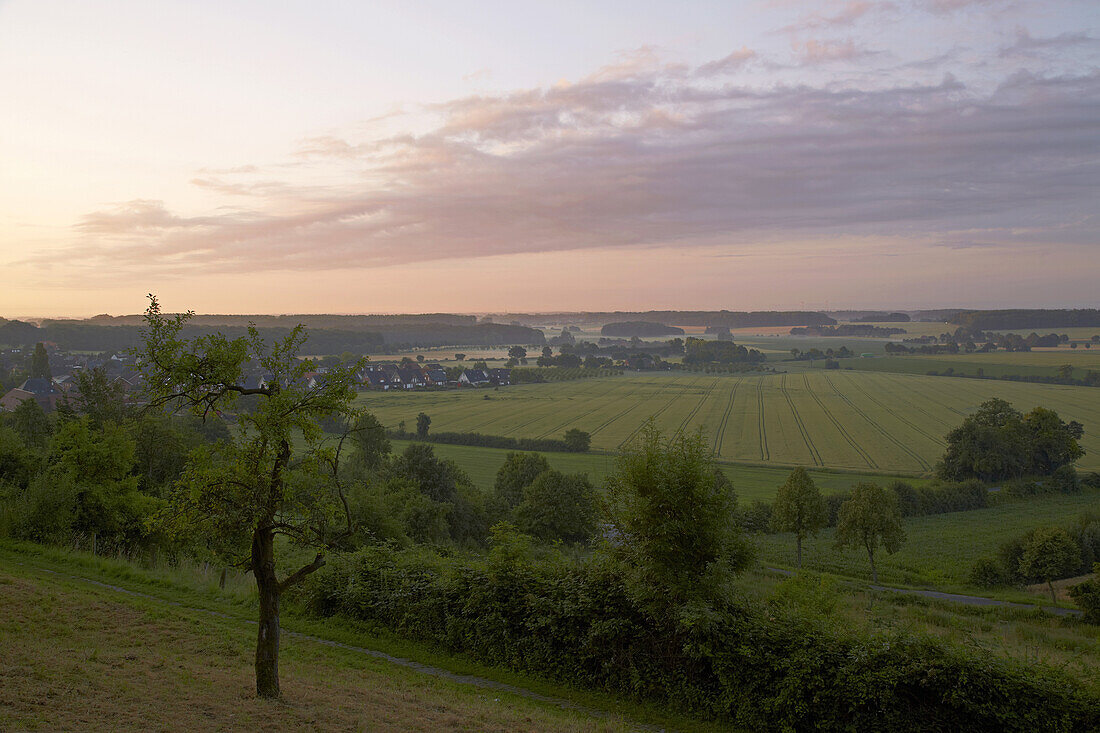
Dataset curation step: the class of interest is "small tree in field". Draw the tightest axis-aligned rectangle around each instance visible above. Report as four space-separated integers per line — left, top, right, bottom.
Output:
135 295 363 699
1019 526 1080 604
416 412 431 438
606 421 753 608
771 467 827 568
835 482 905 583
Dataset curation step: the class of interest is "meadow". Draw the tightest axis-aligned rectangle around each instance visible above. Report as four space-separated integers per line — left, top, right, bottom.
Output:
359 369 1100 474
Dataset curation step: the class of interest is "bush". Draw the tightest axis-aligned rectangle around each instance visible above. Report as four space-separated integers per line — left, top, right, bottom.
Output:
1068 564 1100 624
303 546 1100 730
969 556 1008 588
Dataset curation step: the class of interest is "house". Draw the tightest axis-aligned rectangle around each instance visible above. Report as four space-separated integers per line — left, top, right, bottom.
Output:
394 367 426 389
363 371 392 390
0 377 63 412
488 368 511 386
459 369 490 386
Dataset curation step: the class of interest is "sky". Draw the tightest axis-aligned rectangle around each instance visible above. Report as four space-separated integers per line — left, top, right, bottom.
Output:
1 0 1098 317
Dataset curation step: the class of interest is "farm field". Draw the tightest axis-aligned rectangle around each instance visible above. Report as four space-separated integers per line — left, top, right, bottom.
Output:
821 351 1100 379
358 370 1100 474
389 439 929 503
754 490 1100 592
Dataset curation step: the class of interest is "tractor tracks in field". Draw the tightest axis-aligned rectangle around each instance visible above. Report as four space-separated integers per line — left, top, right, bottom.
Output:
801 374 878 470
672 378 720 441
856 374 947 449
616 377 701 449
756 379 770 462
589 377 677 442
780 374 823 467
822 374 931 472
711 377 745 458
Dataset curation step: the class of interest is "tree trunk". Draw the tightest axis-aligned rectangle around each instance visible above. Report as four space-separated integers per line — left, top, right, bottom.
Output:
1048 579 1057 605
252 527 281 699
796 535 803 569
867 543 877 584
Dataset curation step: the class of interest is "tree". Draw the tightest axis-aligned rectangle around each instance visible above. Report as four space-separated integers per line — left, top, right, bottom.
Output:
1023 407 1084 475
416 354 425 363
135 295 362 699
1068 563 1100 623
605 422 753 608
347 412 390 471
562 428 591 452
1019 527 1080 603
835 482 905 583
489 451 550 517
454 353 466 361
508 345 527 361
937 398 1028 481
771 468 827 568
541 346 553 359
74 367 131 426
513 470 597 544
10 398 51 449
416 412 431 439
30 342 51 379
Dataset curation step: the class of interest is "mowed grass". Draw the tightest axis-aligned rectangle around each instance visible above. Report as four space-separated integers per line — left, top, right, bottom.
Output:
753 490 1100 593
357 370 1100 474
390 439 928 503
0 562 647 733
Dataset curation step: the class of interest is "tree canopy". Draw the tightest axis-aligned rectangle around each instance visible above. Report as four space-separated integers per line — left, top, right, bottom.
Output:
835 482 905 583
771 467 827 568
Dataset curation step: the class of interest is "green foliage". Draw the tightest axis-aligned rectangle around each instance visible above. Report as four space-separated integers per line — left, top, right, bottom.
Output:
938 399 1084 481
415 412 431 438
561 428 591 453
73 367 131 426
306 546 1100 731
30 342 50 380
10 399 51 450
969 556 1008 588
835 482 905 582
771 468 827 567
1020 526 1080 602
489 452 550 518
605 422 752 607
1069 564 1100 624
347 412 390 471
681 337 766 365
513 470 597 544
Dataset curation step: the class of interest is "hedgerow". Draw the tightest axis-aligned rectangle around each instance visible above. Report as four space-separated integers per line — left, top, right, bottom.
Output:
302 545 1100 731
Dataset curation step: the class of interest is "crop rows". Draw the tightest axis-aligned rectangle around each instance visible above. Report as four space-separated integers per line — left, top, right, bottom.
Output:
354 370 1100 474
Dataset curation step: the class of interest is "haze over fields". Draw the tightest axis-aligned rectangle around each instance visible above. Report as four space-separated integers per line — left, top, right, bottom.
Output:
1 0 1098 317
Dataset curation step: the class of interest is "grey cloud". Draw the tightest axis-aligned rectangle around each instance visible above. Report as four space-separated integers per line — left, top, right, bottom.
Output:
1000 28 1100 58
36 53 1100 279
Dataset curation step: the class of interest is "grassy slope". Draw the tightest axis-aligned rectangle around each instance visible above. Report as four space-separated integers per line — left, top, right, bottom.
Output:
0 546 714 733
356 369 1100 473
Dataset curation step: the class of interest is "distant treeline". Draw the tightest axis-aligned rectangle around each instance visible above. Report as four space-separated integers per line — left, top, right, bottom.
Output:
386 429 586 453
600 321 685 337
952 309 1100 331
791 324 906 338
75 313 479 329
852 312 911 323
489 311 838 327
0 320 544 352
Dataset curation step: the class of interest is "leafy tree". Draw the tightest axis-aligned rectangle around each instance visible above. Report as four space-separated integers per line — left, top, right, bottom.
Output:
454 353 465 361
347 412 390 471
937 399 1029 481
513 470 597 544
541 346 553 359
416 354 424 363
508 345 527 361
771 467 827 568
835 482 905 583
1019 526 1080 603
489 452 551 517
1023 407 1084 475
416 412 431 439
135 295 363 699
562 428 591 452
30 342 51 379
605 422 752 608
10 398 51 449
74 367 131 426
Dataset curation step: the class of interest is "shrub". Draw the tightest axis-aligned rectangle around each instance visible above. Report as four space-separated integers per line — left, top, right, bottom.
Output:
1068 564 1100 624
969 556 1008 588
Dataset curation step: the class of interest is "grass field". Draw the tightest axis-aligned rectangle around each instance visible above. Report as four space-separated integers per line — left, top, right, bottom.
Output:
359 370 1100 474
819 350 1100 379
390 439 930 503
754 490 1100 592
0 545 707 732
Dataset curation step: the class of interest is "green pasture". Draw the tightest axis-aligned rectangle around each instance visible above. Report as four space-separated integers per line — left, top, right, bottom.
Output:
389 439 928 503
818 350 1100 379
754 490 1100 592
358 370 1100 474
